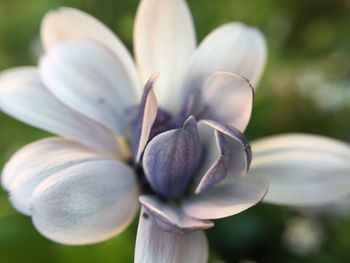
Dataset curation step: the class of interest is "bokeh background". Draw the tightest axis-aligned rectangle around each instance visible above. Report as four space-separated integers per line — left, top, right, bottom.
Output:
1 0 350 262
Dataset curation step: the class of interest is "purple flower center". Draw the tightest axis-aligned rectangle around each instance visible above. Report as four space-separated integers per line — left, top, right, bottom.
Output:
131 99 207 200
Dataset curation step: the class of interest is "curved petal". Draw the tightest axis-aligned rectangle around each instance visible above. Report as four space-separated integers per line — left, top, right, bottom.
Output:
143 116 201 198
134 0 196 112
183 176 268 220
200 72 254 132
140 195 213 234
135 207 208 263
195 120 251 193
0 67 118 154
41 7 139 92
182 22 266 100
2 137 105 215
250 134 350 206
40 40 138 135
132 73 159 163
31 160 139 245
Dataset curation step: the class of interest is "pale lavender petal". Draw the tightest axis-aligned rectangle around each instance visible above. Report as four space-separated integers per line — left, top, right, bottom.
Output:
200 72 254 132
2 137 104 215
195 120 251 193
132 73 159 163
143 116 201 198
134 0 196 112
40 40 138 135
201 119 252 166
0 67 118 154
139 195 213 234
31 160 139 245
251 134 350 206
195 132 233 193
41 7 139 93
135 207 208 263
181 22 266 102
183 176 268 220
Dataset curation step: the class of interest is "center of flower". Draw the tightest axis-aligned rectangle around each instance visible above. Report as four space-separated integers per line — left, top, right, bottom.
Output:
131 102 206 201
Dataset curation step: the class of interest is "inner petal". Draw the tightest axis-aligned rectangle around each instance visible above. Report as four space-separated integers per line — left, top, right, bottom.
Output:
142 116 202 199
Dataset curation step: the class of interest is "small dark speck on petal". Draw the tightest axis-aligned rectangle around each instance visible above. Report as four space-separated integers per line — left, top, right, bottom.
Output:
98 98 105 104
143 212 149 220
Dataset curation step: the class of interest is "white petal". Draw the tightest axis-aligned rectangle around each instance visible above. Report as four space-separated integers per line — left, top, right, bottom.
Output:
201 72 254 132
40 40 138 135
0 67 118 154
135 207 208 263
182 22 266 100
41 7 139 92
2 137 105 215
134 0 196 112
183 176 268 220
31 160 139 245
140 195 213 234
250 134 350 206
133 73 159 163
195 120 251 193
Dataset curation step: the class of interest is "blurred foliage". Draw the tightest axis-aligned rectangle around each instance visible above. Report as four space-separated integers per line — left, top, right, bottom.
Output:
1 0 350 262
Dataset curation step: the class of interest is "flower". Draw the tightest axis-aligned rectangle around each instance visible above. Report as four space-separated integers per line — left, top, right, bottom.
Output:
0 1 268 261
1 1 350 262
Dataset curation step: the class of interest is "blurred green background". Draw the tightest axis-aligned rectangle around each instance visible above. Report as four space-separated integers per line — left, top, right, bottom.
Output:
1 0 350 262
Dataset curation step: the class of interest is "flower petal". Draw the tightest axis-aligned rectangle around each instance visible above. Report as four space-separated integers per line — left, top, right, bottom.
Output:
31 160 139 245
183 176 268 220
182 22 266 100
134 0 196 112
0 67 118 154
40 40 138 135
139 195 213 234
143 116 201 198
195 120 251 193
2 137 105 215
41 7 139 92
250 134 350 206
200 72 254 132
132 73 159 163
135 207 208 263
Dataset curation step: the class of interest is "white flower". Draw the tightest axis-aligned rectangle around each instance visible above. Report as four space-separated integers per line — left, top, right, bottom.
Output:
1 1 350 262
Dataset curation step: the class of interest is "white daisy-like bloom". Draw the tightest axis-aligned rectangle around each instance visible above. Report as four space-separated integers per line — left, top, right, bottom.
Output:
1 1 350 262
